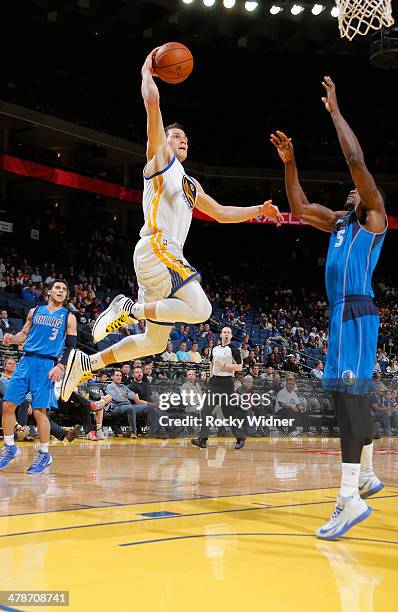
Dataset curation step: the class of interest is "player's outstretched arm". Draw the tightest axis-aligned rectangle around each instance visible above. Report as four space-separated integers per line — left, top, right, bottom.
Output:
2 308 34 346
321 76 385 229
195 182 283 225
141 48 171 164
270 131 345 233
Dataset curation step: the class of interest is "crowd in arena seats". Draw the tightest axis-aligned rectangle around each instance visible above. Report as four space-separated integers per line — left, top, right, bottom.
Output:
2 246 398 440
2 69 398 173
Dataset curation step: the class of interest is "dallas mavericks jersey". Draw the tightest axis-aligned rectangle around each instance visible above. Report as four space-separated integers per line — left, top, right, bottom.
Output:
325 210 386 305
23 305 69 358
141 155 198 248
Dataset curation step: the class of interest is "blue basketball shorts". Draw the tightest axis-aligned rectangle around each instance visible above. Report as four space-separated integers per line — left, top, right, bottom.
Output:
323 295 380 394
4 355 57 409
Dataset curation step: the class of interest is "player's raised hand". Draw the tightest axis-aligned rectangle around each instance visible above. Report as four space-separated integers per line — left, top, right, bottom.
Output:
321 76 339 114
142 47 160 77
270 131 294 164
261 200 284 227
2 333 14 346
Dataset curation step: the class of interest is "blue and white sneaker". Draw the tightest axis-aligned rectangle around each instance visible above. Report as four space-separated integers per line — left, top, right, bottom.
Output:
359 474 384 499
0 445 21 470
27 452 53 474
316 494 372 540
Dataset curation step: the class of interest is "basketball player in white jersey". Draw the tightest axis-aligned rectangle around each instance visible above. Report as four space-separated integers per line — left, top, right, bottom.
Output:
61 48 283 401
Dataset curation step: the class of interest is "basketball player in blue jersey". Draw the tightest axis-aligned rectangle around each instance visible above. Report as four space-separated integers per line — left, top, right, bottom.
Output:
271 76 387 540
60 47 283 401
0 280 77 473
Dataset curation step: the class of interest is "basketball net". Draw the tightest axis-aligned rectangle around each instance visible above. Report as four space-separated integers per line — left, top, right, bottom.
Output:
335 0 395 41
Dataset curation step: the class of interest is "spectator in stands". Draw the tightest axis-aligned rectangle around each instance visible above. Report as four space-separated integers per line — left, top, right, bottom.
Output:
76 305 89 324
120 363 132 385
387 356 398 375
0 357 30 441
132 320 146 335
0 310 16 335
249 363 261 380
201 323 214 342
143 362 154 384
31 268 42 283
240 342 249 360
274 376 306 435
21 283 38 304
267 347 283 369
310 361 324 380
199 370 208 391
127 365 161 433
377 350 390 374
188 342 202 364
283 355 300 374
180 370 203 413
244 349 257 369
207 339 216 357
370 382 391 435
261 366 274 382
161 341 178 362
389 389 398 432
201 346 211 365
176 341 191 363
171 325 188 343
262 339 272 363
373 360 382 375
270 372 282 393
128 366 155 405
105 369 142 438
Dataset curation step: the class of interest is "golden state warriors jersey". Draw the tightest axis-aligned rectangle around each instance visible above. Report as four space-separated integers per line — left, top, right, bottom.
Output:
141 155 198 248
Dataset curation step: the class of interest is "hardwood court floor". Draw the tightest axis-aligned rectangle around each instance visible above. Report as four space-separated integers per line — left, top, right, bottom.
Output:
0 437 397 612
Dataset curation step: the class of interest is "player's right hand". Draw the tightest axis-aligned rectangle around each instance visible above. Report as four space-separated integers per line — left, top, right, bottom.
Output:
142 47 160 77
2 333 14 345
270 131 294 164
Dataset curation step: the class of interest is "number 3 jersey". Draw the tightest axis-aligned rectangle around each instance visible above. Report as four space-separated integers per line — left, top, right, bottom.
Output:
23 305 69 358
325 210 387 306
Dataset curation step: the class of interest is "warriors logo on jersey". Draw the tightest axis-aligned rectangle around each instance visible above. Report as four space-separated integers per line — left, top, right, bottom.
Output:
182 175 197 210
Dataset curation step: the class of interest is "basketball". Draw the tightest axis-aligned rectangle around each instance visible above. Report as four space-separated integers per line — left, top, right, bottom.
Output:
153 42 194 84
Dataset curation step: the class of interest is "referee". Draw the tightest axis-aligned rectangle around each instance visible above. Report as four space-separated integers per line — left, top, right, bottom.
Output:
191 326 246 450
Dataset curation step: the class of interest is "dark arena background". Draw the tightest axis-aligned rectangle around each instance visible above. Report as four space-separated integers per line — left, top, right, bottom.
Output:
0 2 397 611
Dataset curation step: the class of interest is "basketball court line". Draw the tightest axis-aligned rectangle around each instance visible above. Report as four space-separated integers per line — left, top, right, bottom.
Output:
1 490 396 541
0 485 343 519
118 532 398 547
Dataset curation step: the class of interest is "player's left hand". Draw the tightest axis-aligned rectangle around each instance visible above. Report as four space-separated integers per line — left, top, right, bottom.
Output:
48 363 65 382
321 76 339 114
142 47 161 77
261 200 284 226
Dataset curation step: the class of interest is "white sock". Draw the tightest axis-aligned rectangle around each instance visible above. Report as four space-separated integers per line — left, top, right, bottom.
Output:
132 303 145 319
340 463 361 499
40 443 49 454
96 424 102 431
360 442 374 478
90 353 105 371
4 435 15 447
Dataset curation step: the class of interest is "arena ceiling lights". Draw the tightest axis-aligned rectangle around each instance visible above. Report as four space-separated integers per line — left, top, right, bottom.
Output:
182 0 340 18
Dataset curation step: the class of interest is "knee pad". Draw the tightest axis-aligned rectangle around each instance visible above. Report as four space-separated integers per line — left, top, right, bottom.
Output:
195 295 212 323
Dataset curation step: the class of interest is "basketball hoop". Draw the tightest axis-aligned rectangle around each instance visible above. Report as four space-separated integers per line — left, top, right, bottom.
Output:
335 0 395 41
